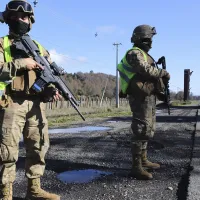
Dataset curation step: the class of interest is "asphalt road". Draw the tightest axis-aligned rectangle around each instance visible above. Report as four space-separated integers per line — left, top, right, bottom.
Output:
13 103 199 200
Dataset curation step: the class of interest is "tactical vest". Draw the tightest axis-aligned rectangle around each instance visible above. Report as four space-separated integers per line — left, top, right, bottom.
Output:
117 47 148 94
0 35 44 97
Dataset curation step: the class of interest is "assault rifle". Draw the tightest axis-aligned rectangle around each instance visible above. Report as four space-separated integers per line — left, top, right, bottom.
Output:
156 56 170 115
13 34 85 121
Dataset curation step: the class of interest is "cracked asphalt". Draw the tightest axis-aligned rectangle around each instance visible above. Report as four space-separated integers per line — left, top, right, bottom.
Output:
12 103 200 200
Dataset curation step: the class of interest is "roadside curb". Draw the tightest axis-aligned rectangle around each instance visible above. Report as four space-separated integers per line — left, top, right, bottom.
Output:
187 108 200 200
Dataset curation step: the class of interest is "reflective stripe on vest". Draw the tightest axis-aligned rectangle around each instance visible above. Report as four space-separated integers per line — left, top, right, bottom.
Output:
3 36 44 62
0 36 13 98
3 35 12 62
33 40 44 56
117 47 147 94
1 36 44 98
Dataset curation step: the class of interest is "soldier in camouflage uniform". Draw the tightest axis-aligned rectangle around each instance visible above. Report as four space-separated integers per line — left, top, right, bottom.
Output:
0 0 61 199
118 25 170 180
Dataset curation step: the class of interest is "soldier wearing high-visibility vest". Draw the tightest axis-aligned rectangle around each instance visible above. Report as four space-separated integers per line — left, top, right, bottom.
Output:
0 0 61 199
118 25 170 180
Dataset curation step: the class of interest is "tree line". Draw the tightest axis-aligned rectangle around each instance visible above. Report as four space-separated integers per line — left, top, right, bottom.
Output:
63 71 116 98
63 71 200 100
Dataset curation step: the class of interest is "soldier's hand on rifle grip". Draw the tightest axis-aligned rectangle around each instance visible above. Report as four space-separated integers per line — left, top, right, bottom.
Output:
164 72 170 80
156 92 166 101
162 77 169 85
160 69 170 80
119 90 127 98
24 58 44 71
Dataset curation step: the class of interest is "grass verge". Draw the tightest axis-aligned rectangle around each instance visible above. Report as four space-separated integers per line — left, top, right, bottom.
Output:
47 106 131 128
171 100 193 106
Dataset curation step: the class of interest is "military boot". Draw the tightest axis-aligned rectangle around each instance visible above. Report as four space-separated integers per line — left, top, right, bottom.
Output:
25 178 60 200
129 143 153 180
0 183 13 200
142 149 160 169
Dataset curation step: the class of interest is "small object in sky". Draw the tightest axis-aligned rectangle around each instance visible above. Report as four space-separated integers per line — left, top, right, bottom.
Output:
95 32 98 37
33 0 38 7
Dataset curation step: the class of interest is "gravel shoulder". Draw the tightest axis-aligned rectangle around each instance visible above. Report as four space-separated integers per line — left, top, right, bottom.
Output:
13 104 199 200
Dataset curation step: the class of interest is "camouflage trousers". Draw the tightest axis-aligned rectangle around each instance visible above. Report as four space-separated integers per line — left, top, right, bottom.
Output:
128 94 156 150
0 98 49 184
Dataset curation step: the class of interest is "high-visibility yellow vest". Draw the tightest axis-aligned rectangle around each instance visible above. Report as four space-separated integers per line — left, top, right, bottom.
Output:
0 35 44 98
117 47 147 94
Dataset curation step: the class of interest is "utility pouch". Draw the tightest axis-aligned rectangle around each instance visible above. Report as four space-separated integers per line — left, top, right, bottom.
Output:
127 78 156 97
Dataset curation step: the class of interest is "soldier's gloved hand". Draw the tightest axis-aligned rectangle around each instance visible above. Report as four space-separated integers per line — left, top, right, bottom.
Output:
160 69 170 80
119 90 127 98
41 84 62 102
156 92 166 101
156 78 165 93
164 72 170 80
162 77 169 85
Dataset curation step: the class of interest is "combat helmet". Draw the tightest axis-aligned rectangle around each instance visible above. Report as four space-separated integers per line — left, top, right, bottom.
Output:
130 25 156 52
131 25 156 43
3 0 35 24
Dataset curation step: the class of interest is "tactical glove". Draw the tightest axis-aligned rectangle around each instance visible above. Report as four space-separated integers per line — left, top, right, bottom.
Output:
162 77 169 85
156 92 166 101
41 84 57 103
160 69 170 80
119 90 127 98
156 78 165 93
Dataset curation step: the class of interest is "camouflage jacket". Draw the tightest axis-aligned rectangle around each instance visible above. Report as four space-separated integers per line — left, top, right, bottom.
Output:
126 47 167 81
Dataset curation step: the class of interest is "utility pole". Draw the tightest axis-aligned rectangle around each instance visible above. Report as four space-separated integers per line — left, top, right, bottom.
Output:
113 42 122 108
184 69 193 101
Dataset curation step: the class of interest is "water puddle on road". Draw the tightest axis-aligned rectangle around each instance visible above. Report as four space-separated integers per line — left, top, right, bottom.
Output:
177 118 183 121
49 126 111 134
57 169 112 184
156 110 162 114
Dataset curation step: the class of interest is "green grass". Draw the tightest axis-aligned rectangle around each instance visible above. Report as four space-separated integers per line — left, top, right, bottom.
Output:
47 100 200 127
171 100 199 106
47 106 131 127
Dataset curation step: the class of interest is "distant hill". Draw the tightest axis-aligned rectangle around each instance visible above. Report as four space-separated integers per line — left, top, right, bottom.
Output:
63 71 116 98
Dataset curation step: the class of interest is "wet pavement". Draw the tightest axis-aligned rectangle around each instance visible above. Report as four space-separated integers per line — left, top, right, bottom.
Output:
57 169 112 184
13 103 200 200
48 126 111 134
